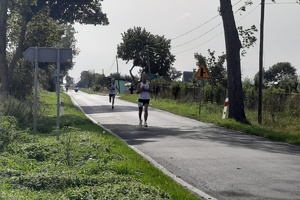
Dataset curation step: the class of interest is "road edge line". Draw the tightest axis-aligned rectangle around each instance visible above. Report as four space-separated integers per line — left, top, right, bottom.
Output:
69 94 217 200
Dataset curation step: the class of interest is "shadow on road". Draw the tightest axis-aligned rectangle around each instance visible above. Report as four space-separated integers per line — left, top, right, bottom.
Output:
80 105 136 114
102 123 300 156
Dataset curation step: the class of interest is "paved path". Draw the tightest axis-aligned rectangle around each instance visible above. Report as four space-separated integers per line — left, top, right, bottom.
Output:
68 90 300 200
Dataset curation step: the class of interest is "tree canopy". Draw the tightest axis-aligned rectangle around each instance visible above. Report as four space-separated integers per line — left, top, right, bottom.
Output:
254 62 299 93
194 49 227 88
0 0 109 93
117 27 175 84
30 0 109 25
264 62 297 84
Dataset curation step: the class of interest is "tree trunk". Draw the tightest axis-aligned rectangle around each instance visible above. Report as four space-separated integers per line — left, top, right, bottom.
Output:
129 65 136 85
0 0 9 93
8 0 31 85
219 0 248 123
0 0 30 93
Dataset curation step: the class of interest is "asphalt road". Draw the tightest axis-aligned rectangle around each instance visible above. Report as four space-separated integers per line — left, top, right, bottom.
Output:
68 90 300 200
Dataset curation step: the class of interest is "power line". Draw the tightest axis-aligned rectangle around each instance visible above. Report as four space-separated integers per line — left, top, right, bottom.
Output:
173 32 224 54
145 1 244 51
170 0 244 41
170 5 249 50
134 1 260 57
236 4 260 23
173 3 260 55
171 15 220 41
266 2 300 4
171 22 223 49
106 58 116 74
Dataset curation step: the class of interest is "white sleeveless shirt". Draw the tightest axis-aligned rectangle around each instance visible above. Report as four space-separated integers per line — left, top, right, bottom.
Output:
109 83 117 95
139 82 150 100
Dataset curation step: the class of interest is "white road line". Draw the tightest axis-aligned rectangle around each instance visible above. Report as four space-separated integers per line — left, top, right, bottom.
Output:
69 94 217 200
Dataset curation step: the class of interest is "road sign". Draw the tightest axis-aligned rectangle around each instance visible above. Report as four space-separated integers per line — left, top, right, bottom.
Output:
148 74 160 79
23 47 72 139
23 47 72 62
194 65 209 79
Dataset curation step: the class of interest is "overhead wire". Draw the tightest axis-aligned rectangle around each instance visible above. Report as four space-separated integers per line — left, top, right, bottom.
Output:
172 2 261 55
106 58 116 74
124 1 261 59
266 2 300 4
171 2 255 50
170 0 244 41
143 1 244 51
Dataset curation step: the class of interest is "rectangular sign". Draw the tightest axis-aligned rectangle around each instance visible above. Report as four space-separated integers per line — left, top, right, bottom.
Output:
23 47 72 63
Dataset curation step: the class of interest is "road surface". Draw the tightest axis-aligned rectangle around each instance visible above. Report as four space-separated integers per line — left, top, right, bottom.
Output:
68 90 300 200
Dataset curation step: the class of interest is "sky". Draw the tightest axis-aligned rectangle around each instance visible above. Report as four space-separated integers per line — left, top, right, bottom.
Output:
69 0 300 82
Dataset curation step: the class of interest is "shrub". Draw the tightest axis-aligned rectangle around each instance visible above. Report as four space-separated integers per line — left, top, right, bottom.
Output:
170 82 181 99
1 96 33 125
0 116 19 152
284 93 300 117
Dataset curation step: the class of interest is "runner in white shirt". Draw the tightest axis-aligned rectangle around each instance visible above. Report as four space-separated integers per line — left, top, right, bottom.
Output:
136 73 150 127
107 78 119 109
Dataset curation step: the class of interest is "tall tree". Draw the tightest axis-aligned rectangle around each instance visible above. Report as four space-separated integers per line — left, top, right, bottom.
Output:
264 62 297 85
79 71 96 88
8 10 79 94
194 50 227 88
165 67 183 82
0 0 108 93
117 27 175 85
219 0 247 123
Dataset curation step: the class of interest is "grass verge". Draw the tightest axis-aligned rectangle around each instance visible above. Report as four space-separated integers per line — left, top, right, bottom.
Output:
120 94 300 145
0 91 200 200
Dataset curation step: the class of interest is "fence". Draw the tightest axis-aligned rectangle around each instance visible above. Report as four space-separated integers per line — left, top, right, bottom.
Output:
150 82 300 117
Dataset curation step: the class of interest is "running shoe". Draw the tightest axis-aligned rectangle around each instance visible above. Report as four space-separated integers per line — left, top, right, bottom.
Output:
139 120 143 127
144 122 148 127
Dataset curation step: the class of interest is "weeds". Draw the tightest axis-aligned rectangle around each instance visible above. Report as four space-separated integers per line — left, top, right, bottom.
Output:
0 91 200 199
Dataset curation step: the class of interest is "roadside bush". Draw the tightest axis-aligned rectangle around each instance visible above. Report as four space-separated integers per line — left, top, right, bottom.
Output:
0 116 19 152
10 173 170 199
92 84 101 92
11 173 133 191
203 84 214 103
263 87 287 113
64 183 170 200
60 114 92 127
23 143 58 162
284 93 300 117
1 96 33 125
170 82 181 99
10 61 34 100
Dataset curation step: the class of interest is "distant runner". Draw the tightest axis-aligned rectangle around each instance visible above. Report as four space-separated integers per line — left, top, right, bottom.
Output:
107 78 119 109
136 73 150 127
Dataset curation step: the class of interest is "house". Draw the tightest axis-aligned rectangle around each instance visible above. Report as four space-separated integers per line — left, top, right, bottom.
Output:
182 71 194 82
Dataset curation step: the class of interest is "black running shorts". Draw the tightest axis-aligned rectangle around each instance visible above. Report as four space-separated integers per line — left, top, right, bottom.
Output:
138 99 150 107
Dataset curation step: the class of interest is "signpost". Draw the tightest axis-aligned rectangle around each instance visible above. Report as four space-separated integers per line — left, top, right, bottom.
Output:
148 74 160 100
194 65 209 115
23 47 72 140
148 74 160 79
194 65 209 79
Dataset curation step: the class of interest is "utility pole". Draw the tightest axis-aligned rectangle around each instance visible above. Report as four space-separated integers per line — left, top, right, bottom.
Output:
116 55 120 93
146 45 151 74
116 55 119 74
258 0 265 124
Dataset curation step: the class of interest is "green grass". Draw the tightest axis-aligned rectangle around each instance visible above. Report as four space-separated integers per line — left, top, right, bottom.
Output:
0 91 200 200
120 94 300 145
80 88 103 94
